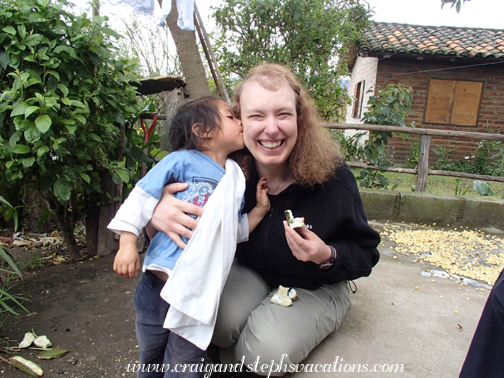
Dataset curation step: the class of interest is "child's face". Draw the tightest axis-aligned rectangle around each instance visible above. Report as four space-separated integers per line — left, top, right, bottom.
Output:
214 101 245 154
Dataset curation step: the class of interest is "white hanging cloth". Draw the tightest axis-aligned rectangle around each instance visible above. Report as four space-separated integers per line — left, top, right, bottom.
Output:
159 0 195 30
160 159 245 350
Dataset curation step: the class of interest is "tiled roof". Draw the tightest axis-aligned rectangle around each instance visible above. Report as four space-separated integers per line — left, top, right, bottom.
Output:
357 22 504 60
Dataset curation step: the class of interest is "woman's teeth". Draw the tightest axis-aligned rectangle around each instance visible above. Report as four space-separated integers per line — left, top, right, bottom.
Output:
259 141 283 149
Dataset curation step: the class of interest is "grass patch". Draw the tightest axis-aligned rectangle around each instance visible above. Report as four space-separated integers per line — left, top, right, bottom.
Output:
351 169 504 199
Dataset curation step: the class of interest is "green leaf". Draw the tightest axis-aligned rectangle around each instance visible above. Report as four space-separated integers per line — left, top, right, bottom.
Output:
21 157 35 167
75 114 86 124
0 51 10 69
36 145 50 157
24 126 42 143
11 102 30 117
37 0 50 6
115 170 130 184
35 115 51 133
25 106 40 118
54 180 72 205
71 100 85 108
66 124 77 134
80 172 91 183
0 246 21 277
38 348 68 360
12 144 30 154
47 70 60 80
57 83 69 97
2 26 16 35
89 133 102 142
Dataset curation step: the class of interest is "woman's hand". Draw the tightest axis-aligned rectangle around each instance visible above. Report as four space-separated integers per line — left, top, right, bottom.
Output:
148 182 204 249
283 220 334 265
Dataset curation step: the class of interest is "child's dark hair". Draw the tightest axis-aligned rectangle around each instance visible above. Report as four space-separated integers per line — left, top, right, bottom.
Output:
168 97 223 152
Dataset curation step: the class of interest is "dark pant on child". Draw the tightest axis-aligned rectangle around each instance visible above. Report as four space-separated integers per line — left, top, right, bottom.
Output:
134 270 206 378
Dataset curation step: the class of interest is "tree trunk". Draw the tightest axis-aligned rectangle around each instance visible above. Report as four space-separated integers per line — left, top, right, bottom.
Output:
96 171 119 256
45 196 81 261
26 186 50 233
160 88 186 151
164 0 210 99
85 190 100 257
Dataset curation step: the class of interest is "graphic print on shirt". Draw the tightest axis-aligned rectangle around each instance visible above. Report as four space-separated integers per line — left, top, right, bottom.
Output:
180 177 219 216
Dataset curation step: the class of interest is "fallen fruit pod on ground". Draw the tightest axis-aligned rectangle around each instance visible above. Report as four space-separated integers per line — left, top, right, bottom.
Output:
9 356 43 377
18 332 35 349
33 335 52 348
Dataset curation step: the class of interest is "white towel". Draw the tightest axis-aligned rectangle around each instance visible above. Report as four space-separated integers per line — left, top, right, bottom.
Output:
160 159 246 350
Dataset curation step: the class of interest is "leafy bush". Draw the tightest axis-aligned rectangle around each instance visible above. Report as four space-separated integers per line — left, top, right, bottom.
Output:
0 0 146 258
357 84 415 189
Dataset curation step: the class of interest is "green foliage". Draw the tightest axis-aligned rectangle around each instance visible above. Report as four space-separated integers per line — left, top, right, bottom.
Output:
212 0 370 121
432 140 504 177
441 0 469 13
331 130 366 162
473 180 494 197
0 197 28 322
357 84 415 189
0 0 145 255
454 178 469 196
0 194 18 230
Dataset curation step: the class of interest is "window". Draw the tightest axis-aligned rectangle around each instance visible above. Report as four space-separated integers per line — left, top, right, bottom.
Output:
425 79 483 127
352 80 365 118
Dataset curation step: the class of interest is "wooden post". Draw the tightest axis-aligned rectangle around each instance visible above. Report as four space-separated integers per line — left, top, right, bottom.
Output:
415 135 432 192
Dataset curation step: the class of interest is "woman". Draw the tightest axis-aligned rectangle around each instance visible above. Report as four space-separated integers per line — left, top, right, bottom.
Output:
150 63 380 376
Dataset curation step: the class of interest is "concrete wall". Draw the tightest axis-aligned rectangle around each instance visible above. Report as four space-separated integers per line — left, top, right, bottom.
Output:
360 188 504 228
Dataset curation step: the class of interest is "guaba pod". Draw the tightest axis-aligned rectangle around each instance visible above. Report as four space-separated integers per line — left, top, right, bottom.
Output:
18 332 35 349
9 356 43 377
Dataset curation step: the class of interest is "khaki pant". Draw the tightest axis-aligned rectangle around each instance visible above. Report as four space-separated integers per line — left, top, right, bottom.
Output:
212 261 351 377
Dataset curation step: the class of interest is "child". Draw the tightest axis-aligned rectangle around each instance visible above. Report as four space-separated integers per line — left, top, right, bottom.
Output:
108 97 270 378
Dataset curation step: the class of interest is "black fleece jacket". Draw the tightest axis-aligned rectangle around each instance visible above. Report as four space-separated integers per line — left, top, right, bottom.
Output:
236 163 380 290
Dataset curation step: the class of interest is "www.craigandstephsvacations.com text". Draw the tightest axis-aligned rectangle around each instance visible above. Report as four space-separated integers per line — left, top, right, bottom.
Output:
126 355 405 377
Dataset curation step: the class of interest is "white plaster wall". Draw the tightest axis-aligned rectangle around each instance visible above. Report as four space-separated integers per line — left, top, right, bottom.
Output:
344 56 379 139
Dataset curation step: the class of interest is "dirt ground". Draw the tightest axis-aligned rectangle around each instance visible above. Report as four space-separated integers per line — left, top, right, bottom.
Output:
1 249 141 378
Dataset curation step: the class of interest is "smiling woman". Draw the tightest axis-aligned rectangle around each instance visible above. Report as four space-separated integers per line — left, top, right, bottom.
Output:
149 63 381 376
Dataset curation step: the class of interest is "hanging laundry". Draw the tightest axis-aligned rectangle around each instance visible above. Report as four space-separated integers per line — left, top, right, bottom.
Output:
106 0 155 16
159 0 195 31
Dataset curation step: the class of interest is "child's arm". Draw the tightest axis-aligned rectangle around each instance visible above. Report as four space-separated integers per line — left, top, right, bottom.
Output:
247 176 271 233
113 231 140 279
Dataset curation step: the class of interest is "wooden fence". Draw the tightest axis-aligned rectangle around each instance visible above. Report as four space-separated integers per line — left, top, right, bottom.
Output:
324 123 504 192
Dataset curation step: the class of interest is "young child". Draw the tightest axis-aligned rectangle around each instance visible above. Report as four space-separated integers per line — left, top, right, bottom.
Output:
107 97 270 378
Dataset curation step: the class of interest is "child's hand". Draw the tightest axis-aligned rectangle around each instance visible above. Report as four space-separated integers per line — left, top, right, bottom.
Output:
256 176 271 214
113 233 140 279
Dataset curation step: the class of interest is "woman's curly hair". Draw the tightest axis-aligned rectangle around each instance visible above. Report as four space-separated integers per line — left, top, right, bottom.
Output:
232 63 343 187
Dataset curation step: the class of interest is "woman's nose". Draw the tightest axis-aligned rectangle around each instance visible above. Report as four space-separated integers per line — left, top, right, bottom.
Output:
264 116 279 135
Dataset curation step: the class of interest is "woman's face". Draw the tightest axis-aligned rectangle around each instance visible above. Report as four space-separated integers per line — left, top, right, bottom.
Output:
239 79 298 171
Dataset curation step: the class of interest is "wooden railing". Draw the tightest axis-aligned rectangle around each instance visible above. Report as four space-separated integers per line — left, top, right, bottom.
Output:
324 123 504 192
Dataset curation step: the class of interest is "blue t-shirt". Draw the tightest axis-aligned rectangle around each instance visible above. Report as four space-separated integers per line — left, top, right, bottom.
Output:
136 150 244 271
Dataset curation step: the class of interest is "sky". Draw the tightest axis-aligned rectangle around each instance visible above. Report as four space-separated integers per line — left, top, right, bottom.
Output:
73 0 504 31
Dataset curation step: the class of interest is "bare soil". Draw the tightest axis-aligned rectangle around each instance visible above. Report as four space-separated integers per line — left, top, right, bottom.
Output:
1 244 141 378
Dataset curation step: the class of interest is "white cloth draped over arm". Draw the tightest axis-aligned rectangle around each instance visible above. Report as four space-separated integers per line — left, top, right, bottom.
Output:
107 186 159 237
160 159 246 350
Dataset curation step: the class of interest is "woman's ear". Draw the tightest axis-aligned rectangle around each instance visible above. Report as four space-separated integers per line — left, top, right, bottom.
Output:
192 123 213 139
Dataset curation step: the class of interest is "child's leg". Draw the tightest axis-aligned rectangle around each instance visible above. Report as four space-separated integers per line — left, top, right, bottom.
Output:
134 271 171 378
164 332 206 378
134 271 207 378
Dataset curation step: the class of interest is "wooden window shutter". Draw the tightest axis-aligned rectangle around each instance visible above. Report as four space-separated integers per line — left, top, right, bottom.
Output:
451 81 483 126
425 79 456 124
